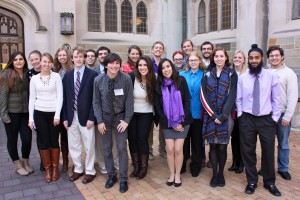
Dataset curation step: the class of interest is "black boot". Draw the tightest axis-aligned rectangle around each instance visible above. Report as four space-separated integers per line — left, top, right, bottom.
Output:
136 154 149 180
130 153 139 178
228 161 237 171
40 156 45 171
61 142 69 172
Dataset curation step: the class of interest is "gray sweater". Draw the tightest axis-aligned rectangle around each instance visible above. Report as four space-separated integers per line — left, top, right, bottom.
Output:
0 69 29 122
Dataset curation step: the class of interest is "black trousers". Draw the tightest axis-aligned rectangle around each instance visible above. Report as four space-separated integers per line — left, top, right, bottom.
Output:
183 119 203 170
34 110 60 150
230 119 243 166
3 113 32 161
128 112 153 154
239 112 276 185
59 120 68 145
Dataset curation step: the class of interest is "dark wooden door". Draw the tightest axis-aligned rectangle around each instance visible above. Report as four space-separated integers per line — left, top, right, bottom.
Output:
0 7 24 65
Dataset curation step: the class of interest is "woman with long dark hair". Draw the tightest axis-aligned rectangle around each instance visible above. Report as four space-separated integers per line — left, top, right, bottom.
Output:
28 53 63 183
200 47 237 187
128 56 156 180
0 51 32 176
154 58 193 187
53 48 73 172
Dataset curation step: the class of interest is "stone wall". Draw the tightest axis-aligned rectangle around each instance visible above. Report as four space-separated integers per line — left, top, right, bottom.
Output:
268 36 300 69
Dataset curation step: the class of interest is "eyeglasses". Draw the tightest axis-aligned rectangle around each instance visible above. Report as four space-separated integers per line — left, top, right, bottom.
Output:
269 54 281 58
174 58 183 62
189 59 199 63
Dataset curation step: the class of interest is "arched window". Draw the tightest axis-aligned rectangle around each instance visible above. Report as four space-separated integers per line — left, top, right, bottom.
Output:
221 0 231 30
88 0 100 32
121 0 132 33
234 0 237 28
198 0 206 33
105 0 117 32
136 1 147 34
209 0 218 32
292 0 300 20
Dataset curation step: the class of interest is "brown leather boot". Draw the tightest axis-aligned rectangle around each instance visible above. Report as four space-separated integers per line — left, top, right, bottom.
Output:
51 148 60 181
136 154 149 180
40 149 52 183
129 153 139 178
61 142 69 172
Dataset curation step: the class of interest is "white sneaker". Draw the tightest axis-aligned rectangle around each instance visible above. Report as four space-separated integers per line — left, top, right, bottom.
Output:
100 166 107 174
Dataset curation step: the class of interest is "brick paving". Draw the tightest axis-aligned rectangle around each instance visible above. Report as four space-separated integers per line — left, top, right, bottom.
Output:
1 122 300 199
0 122 84 200
72 126 300 200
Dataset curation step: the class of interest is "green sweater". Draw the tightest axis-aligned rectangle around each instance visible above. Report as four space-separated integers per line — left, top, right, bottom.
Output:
0 68 29 122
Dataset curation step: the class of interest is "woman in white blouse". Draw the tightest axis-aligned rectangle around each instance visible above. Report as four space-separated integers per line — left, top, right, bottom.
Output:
28 53 63 183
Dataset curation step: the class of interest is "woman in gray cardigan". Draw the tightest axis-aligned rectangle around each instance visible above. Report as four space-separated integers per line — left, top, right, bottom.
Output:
0 51 33 176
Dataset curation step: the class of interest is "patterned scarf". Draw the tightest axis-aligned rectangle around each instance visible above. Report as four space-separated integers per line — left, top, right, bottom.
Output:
203 66 231 139
161 78 185 128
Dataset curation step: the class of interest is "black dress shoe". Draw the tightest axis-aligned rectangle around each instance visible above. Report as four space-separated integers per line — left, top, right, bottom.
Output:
278 171 291 180
245 184 257 194
217 174 225 187
166 177 174 186
228 163 237 171
235 166 244 174
105 176 117 189
119 181 128 193
190 168 200 177
264 184 281 196
210 176 218 187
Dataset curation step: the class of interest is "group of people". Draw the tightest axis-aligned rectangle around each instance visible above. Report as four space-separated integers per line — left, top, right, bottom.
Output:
0 39 297 196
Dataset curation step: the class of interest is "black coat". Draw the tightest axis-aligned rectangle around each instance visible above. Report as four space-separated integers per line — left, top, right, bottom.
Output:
62 67 98 127
154 76 193 129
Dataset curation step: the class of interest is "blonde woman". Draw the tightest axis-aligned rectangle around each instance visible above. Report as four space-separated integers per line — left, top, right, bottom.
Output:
53 48 73 172
228 50 247 174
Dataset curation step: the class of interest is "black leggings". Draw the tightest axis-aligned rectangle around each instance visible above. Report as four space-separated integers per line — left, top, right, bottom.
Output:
230 119 243 167
34 110 59 150
128 112 153 154
209 143 228 176
4 113 32 161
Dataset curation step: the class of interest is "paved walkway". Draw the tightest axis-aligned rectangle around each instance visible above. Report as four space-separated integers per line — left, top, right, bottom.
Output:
72 126 300 200
0 122 84 200
1 122 300 199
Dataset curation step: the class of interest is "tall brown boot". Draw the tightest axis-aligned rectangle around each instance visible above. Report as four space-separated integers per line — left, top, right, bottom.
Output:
61 142 69 172
130 153 139 178
136 154 149 180
51 148 60 181
40 149 52 183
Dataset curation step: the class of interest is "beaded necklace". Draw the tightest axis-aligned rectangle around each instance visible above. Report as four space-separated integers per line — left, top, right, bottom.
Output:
39 71 51 86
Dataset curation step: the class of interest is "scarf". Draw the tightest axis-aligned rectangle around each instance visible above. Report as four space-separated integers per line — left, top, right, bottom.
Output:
203 66 231 139
161 78 185 128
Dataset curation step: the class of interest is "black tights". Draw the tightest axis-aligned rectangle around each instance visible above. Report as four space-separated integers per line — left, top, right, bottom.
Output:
209 144 227 177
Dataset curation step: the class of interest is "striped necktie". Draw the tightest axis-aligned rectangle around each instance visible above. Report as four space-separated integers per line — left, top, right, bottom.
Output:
74 71 80 110
252 75 260 116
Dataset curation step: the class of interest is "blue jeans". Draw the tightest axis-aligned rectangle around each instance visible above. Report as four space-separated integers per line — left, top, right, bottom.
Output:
276 113 291 172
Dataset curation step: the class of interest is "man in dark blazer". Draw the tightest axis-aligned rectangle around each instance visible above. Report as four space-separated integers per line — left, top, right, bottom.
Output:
62 46 98 184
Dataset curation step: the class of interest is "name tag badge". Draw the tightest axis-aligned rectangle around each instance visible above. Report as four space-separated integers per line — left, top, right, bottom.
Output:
114 89 124 96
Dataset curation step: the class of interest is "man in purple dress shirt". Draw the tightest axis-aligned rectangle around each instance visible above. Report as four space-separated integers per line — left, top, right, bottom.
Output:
236 44 281 196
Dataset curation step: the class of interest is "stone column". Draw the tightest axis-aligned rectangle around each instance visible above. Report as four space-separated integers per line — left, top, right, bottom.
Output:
162 0 183 58
236 0 269 55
